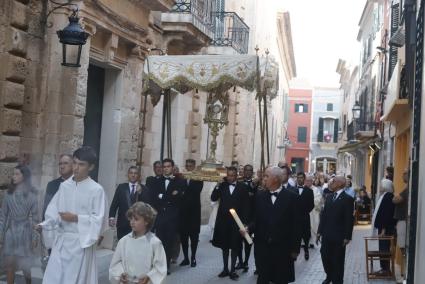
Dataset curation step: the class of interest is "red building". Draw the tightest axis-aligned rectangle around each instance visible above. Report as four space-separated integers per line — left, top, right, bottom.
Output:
285 87 312 173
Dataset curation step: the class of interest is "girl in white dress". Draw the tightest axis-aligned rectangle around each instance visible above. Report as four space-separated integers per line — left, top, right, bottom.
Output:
109 202 167 284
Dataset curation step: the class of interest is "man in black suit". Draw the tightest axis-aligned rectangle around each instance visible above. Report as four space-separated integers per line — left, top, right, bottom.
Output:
317 176 354 284
296 172 314 260
146 160 162 189
236 164 256 272
109 166 150 240
150 158 185 273
279 165 298 195
242 166 299 284
211 167 249 280
43 154 74 219
179 159 204 267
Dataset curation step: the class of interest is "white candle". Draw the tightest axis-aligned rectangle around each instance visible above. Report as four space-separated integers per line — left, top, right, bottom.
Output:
229 209 253 244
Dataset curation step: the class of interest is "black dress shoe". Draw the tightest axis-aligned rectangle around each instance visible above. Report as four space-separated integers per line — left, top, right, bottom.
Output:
242 263 249 273
322 279 331 284
254 269 258 275
304 250 310 260
229 271 239 280
180 259 190 266
218 270 230 278
167 271 171 275
191 259 197 267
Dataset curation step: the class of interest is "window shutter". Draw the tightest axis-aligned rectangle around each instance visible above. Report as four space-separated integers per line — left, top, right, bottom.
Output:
389 3 400 79
318 117 324 142
304 104 308 113
333 119 339 143
298 127 307 143
295 104 298 112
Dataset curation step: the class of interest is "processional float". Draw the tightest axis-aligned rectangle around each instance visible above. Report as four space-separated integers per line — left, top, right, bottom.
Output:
140 51 278 182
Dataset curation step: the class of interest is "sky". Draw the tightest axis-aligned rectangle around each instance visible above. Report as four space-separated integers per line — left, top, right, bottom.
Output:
282 0 366 87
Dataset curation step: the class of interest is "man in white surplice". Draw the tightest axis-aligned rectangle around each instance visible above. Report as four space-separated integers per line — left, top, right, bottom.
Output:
38 147 106 284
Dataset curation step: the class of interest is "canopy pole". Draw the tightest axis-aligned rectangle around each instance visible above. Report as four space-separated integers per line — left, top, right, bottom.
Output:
138 93 148 177
160 90 167 161
263 95 270 165
167 93 173 159
258 96 265 171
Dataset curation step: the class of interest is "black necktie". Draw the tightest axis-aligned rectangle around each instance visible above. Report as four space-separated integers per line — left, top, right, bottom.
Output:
270 191 279 198
130 184 136 203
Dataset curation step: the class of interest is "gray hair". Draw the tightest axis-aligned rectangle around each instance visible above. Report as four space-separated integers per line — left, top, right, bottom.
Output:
380 178 394 193
266 166 284 184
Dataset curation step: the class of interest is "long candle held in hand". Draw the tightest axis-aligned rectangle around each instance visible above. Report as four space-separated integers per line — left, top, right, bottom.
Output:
229 208 253 244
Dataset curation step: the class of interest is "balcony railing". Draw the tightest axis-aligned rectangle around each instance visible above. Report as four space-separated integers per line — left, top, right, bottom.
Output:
211 12 250 54
171 0 215 37
347 120 375 141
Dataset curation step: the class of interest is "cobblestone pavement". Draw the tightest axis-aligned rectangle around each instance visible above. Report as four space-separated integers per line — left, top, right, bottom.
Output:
1 225 397 284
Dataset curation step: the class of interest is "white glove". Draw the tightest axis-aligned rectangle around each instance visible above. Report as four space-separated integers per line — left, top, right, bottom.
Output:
158 194 163 199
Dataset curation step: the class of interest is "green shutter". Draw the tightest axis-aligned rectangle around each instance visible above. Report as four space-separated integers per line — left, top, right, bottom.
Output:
318 117 324 142
304 104 308 113
333 119 339 143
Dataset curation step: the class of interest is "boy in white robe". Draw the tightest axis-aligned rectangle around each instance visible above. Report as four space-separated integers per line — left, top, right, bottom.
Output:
109 202 167 284
37 146 106 284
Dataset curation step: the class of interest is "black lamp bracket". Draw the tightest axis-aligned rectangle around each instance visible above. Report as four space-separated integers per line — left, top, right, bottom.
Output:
43 0 79 27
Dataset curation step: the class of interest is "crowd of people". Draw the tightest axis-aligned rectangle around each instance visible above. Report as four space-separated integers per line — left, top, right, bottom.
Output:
0 145 410 284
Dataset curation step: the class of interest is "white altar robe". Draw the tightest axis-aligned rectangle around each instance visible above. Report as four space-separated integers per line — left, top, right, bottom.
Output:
41 177 106 284
109 232 167 284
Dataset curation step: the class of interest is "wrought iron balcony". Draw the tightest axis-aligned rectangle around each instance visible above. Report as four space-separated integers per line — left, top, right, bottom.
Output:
354 120 376 140
346 120 375 141
161 0 215 52
170 0 215 36
211 12 250 54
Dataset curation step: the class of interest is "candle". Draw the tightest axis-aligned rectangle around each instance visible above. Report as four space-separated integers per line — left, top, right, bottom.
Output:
229 208 253 244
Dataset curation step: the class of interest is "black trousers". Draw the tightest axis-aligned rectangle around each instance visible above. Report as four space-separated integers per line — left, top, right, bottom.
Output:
320 239 346 284
180 230 199 260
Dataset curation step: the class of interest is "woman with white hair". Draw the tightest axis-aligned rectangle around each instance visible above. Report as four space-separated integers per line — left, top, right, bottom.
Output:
372 178 397 275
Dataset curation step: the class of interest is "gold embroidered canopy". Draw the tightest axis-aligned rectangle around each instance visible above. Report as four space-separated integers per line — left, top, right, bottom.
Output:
142 54 259 96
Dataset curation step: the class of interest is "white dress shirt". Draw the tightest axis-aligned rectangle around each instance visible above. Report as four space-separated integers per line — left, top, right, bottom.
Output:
270 187 282 204
129 183 136 195
229 184 236 195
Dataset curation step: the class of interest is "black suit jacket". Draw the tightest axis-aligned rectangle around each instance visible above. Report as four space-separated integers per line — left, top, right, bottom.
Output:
146 175 161 191
297 186 314 235
109 183 150 233
211 181 250 250
43 177 65 219
249 188 299 283
180 179 204 234
318 191 354 242
374 193 396 233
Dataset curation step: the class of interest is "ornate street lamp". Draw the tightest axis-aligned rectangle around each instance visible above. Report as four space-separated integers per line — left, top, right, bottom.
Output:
56 9 89 67
352 101 361 120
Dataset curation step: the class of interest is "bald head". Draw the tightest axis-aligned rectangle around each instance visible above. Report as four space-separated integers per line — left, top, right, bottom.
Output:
263 166 284 191
329 175 346 192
